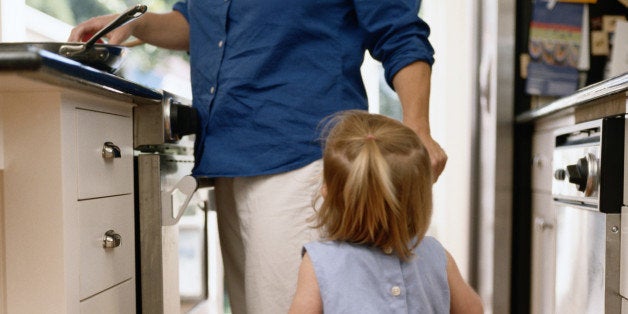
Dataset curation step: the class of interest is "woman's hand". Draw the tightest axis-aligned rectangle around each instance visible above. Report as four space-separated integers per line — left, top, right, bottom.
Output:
68 14 135 44
416 131 447 183
68 11 189 51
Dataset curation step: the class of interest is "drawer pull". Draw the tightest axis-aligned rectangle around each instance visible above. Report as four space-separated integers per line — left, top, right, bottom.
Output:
103 230 122 248
102 142 121 159
534 217 553 231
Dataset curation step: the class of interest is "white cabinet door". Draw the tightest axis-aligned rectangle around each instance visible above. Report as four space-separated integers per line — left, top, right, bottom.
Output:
76 108 133 199
79 195 135 299
531 130 554 193
530 192 556 314
80 278 136 314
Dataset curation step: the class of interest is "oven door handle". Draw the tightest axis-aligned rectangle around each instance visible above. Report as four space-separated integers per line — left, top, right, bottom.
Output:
162 175 198 226
161 175 215 226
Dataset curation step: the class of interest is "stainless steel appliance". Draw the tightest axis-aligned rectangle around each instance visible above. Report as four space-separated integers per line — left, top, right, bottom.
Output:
474 0 516 312
551 116 624 314
133 91 215 313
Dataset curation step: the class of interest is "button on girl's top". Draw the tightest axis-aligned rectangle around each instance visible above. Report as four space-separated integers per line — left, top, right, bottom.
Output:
391 286 402 296
304 236 450 313
173 0 435 177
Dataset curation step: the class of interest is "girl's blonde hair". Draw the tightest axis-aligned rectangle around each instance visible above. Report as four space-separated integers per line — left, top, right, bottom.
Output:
316 110 432 261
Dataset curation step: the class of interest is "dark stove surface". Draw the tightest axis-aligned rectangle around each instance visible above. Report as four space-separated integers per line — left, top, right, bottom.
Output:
0 45 162 100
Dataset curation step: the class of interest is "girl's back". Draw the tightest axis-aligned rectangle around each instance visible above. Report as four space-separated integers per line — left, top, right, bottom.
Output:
304 236 449 313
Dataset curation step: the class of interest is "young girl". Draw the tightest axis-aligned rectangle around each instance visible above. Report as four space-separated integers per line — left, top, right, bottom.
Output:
289 110 483 313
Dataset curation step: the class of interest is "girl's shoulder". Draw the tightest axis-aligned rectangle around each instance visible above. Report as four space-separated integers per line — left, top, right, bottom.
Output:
303 240 379 261
416 235 445 252
303 240 356 254
303 236 446 258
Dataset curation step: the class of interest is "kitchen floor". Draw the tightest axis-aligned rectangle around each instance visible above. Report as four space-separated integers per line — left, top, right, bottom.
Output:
181 292 231 314
224 294 232 314
181 301 197 313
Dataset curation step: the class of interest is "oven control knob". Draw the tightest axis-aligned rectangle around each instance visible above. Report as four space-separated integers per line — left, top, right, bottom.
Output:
566 153 598 196
170 101 199 140
554 169 566 181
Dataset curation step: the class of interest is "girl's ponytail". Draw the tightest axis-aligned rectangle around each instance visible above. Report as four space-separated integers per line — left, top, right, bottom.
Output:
315 110 432 261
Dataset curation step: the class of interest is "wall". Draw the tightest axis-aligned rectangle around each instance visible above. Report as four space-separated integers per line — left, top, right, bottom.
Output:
0 1 13 311
421 1 477 280
1 2 28 311
0 168 4 314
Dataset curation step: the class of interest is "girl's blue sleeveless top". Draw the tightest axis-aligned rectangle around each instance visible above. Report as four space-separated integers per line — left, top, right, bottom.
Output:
304 236 450 313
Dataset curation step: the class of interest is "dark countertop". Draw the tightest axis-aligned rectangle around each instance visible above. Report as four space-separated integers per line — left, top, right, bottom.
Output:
0 45 162 101
516 73 628 123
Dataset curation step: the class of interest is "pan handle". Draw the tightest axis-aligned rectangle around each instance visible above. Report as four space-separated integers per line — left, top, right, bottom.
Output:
60 4 147 57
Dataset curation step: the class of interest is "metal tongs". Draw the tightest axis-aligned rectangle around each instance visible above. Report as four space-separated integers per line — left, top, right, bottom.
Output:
59 4 147 58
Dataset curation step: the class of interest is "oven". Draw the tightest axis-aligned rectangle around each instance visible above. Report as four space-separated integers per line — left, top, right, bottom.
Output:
551 115 624 314
133 91 218 313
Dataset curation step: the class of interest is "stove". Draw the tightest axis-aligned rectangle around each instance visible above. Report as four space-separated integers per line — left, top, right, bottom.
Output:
132 91 216 313
551 115 624 314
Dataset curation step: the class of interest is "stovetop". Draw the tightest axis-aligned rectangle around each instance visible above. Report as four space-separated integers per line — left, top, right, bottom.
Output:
0 44 163 100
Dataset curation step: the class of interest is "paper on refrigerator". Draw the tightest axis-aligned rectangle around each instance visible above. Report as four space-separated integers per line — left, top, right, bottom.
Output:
607 20 628 78
526 0 587 97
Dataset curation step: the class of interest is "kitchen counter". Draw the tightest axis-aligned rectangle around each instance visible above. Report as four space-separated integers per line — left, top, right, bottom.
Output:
0 45 162 102
0 45 166 313
516 73 628 123
0 45 196 150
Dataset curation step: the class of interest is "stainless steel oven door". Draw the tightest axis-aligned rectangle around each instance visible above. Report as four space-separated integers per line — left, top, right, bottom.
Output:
136 153 211 313
553 202 621 314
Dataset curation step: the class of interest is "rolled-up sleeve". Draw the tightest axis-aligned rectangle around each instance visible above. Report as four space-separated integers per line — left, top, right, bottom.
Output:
354 0 435 88
172 0 189 21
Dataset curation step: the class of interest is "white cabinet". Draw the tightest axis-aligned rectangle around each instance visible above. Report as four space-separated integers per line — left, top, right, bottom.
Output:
80 279 136 314
529 111 574 314
0 87 136 314
531 130 554 194
530 192 555 314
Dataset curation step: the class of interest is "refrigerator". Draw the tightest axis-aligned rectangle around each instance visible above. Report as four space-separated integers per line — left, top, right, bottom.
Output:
474 0 518 313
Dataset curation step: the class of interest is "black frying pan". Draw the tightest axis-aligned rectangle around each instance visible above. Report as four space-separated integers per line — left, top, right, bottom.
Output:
0 4 147 73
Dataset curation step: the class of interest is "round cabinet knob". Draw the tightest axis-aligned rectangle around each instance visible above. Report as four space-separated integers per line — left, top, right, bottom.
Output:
532 155 544 168
566 153 598 196
103 230 122 248
102 142 121 159
534 217 553 231
554 169 566 180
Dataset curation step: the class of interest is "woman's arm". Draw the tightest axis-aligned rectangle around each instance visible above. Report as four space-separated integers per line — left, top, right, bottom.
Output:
392 61 448 182
445 250 484 314
289 253 323 314
68 11 189 51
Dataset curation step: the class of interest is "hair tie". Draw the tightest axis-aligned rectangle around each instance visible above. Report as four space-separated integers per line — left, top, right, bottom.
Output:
365 134 376 140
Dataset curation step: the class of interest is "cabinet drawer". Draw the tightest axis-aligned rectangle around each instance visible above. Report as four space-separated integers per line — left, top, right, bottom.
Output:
77 109 133 199
80 278 135 314
79 195 134 299
531 130 554 193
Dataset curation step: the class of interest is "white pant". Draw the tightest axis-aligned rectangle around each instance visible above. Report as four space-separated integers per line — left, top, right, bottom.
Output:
214 160 322 314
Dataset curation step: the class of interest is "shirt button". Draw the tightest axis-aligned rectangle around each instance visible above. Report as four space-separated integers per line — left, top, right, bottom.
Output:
391 286 401 296
218 40 224 48
210 86 216 94
383 247 393 254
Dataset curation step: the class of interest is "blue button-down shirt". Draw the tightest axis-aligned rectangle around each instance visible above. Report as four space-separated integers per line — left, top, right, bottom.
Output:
173 0 434 177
